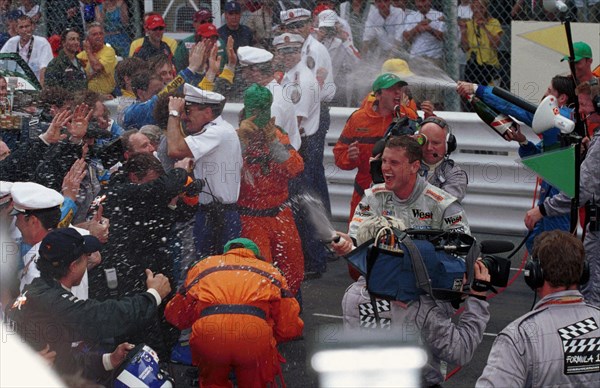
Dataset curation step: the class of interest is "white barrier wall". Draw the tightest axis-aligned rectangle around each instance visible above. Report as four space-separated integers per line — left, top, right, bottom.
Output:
223 104 539 236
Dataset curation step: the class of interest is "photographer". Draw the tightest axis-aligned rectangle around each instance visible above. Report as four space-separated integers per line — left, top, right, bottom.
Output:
478 231 600 387
342 216 491 386
314 9 360 106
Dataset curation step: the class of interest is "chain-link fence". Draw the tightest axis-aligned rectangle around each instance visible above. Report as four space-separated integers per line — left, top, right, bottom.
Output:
6 1 598 109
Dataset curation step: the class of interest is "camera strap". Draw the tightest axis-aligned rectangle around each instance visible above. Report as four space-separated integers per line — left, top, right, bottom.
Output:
399 232 434 297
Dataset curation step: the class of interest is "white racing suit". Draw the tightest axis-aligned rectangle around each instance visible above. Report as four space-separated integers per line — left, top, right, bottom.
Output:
542 127 600 306
342 277 490 385
348 177 471 240
477 290 600 387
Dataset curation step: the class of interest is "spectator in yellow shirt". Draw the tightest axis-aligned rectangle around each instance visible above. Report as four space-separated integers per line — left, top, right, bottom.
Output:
77 22 117 96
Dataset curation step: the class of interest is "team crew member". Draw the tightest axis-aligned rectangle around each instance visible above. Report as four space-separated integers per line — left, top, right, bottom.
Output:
237 84 305 295
478 231 600 387
418 117 468 202
165 238 303 387
333 136 470 247
334 73 411 221
7 227 171 380
166 84 242 256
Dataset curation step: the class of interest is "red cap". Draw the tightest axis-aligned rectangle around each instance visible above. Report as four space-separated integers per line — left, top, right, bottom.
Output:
313 4 330 16
145 14 166 30
196 23 219 38
193 8 213 23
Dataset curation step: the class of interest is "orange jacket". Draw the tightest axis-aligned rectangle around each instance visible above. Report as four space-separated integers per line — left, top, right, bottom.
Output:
333 101 393 197
238 129 304 209
164 248 304 344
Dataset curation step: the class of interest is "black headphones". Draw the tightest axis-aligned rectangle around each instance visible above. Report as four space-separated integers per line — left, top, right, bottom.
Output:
524 256 590 290
419 117 457 155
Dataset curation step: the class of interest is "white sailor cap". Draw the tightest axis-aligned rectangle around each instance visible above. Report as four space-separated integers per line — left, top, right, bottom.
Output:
272 33 305 49
0 181 13 206
237 46 274 67
183 84 225 105
280 8 311 25
318 9 338 28
9 182 63 215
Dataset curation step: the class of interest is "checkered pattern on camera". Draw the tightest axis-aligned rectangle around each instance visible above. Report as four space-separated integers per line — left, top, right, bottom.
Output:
359 299 391 329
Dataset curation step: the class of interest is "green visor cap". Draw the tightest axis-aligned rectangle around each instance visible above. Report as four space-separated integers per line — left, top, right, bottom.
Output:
372 73 408 92
562 41 592 62
244 83 273 127
224 238 261 257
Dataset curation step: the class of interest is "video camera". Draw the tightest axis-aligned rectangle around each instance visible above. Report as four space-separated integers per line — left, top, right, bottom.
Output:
345 228 513 303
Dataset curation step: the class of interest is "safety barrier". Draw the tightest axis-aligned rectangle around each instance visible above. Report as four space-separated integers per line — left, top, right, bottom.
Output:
223 104 538 236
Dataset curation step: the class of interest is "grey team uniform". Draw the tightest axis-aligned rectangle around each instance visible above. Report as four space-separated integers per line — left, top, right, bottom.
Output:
348 177 471 240
343 277 489 385
422 159 468 203
477 290 600 387
541 127 600 305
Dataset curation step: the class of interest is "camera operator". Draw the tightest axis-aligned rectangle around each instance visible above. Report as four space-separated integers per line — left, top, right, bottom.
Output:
525 79 600 306
478 230 600 387
342 216 491 386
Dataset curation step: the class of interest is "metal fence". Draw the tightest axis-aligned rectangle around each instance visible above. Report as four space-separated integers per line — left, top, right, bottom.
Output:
222 103 539 236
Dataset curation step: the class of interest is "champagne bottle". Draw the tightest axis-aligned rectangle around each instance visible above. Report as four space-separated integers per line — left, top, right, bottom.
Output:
468 95 518 138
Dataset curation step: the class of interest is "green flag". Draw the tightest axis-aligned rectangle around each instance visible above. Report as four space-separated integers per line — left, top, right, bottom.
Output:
521 145 575 198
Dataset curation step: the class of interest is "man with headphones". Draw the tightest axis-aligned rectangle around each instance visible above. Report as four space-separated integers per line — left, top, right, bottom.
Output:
525 79 600 306
418 117 468 202
478 230 600 387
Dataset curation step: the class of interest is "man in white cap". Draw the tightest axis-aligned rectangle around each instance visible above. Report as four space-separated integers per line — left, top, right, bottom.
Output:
273 32 330 278
166 84 242 256
280 8 335 217
237 45 301 150
9 182 94 299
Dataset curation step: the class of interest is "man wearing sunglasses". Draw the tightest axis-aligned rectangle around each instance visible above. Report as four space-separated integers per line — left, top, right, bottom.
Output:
132 14 172 61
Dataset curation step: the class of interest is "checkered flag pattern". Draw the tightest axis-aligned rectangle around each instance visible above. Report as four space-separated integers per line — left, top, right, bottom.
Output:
563 337 600 354
559 318 599 340
359 299 391 330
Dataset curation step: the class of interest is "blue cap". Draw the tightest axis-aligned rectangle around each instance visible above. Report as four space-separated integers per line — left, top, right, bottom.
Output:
39 228 101 268
7 10 24 21
224 1 241 13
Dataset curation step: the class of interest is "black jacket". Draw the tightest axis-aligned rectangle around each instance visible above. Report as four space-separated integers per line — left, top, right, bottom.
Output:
45 50 88 92
6 276 158 379
89 167 196 300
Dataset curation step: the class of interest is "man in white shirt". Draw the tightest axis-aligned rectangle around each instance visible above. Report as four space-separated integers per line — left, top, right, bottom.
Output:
0 15 53 85
166 84 242 256
362 0 405 57
401 0 445 66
